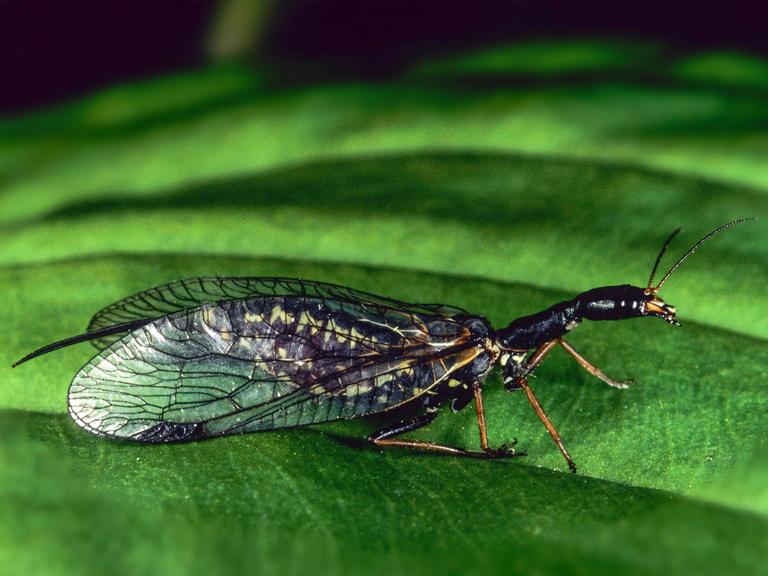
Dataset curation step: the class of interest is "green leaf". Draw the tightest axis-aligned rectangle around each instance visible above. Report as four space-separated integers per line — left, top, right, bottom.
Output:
2 41 768 576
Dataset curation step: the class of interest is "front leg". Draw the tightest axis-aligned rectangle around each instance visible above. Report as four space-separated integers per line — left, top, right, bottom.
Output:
557 339 633 389
522 339 633 389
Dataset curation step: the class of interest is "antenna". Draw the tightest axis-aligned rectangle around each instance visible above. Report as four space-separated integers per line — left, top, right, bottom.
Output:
646 227 681 291
654 218 756 292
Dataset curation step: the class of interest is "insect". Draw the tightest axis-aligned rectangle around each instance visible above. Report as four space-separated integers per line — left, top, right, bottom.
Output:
13 219 752 472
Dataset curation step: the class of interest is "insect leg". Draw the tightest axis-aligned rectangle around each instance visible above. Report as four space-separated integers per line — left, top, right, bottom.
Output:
522 340 558 374
472 382 522 458
368 410 523 459
515 376 577 473
472 383 490 450
522 339 632 389
557 339 633 389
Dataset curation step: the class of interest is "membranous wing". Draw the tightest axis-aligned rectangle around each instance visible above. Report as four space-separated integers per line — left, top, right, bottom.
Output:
70 293 487 442
87 277 468 349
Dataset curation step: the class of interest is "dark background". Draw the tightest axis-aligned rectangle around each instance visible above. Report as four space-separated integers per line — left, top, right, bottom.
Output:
2 0 766 113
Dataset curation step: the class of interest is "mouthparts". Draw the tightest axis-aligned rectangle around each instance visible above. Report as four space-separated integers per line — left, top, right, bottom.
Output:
644 297 679 326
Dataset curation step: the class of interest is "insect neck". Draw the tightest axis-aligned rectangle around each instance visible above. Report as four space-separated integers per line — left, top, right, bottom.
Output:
494 299 581 350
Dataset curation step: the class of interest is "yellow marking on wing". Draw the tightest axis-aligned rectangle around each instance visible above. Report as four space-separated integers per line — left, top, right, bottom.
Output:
380 346 484 413
357 382 373 394
298 311 314 328
268 306 282 325
310 384 328 396
244 311 263 323
342 386 359 398
349 327 365 341
375 374 394 388
202 307 232 339
268 306 292 326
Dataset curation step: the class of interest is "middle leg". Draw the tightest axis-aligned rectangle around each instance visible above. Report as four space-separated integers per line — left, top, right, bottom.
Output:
472 382 523 458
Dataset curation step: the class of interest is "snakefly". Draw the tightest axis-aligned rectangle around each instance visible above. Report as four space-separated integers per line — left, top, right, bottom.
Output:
13 219 753 472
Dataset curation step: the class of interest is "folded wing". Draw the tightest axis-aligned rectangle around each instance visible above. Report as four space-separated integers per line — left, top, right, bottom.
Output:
69 295 481 442
86 277 468 349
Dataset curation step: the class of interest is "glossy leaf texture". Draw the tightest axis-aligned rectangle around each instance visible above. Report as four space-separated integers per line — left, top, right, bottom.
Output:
2 40 768 576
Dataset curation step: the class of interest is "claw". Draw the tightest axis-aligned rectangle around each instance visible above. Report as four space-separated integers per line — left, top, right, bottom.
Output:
486 443 527 459
608 378 634 390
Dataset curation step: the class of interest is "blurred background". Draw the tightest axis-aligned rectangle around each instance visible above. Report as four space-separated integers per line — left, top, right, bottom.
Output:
2 2 768 575
3 0 768 112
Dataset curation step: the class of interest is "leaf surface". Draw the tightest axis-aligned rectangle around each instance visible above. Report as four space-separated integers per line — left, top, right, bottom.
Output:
2 40 768 576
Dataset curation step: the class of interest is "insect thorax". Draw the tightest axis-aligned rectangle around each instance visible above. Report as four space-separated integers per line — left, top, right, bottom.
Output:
499 350 529 388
